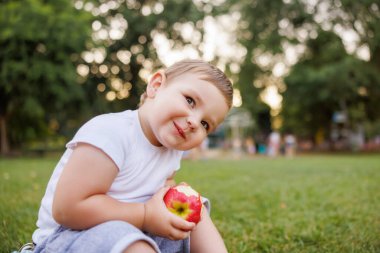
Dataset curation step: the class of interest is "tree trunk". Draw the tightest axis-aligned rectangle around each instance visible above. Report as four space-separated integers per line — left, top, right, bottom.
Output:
0 115 10 155
371 46 380 71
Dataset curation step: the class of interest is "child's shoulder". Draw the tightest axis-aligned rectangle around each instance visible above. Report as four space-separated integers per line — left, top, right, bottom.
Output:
90 110 136 125
70 110 138 146
78 110 137 135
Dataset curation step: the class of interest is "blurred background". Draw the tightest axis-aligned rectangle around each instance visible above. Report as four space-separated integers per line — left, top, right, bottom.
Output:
1 2 380 252
1 0 380 157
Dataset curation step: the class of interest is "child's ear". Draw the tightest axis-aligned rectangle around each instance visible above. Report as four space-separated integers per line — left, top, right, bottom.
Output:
147 70 166 98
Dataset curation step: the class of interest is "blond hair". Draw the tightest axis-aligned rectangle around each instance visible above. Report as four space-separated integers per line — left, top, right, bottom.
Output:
139 59 233 108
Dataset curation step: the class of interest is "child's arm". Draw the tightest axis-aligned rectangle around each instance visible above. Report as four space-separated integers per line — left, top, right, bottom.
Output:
52 143 194 240
165 172 176 187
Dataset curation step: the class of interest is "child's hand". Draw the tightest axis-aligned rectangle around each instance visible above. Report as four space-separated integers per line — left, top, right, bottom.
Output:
142 186 196 240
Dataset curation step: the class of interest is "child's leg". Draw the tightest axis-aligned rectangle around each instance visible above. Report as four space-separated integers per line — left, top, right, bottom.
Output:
123 241 156 253
190 209 228 253
33 221 160 253
145 232 190 253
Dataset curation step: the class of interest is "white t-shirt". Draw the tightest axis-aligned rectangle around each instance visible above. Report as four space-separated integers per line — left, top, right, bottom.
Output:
32 110 183 245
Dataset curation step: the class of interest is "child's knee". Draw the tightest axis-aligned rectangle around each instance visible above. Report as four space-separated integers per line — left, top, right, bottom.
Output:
123 240 157 253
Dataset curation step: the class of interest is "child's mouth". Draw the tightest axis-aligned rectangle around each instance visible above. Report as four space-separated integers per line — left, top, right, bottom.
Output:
173 122 186 140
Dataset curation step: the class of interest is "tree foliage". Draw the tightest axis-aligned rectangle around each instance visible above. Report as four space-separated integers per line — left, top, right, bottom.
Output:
0 0 92 154
0 0 209 154
221 0 380 143
2 0 380 154
333 0 380 68
282 29 380 139
217 0 314 133
280 1 380 141
78 0 208 115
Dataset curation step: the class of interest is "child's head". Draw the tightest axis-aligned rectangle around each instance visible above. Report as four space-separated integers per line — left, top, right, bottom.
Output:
140 59 233 108
139 59 233 151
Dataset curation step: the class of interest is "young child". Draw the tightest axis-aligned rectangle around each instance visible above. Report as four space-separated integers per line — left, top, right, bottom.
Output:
32 59 233 253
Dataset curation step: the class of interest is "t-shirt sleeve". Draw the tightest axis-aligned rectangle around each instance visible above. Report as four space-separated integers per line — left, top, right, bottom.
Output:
66 114 128 171
174 150 184 171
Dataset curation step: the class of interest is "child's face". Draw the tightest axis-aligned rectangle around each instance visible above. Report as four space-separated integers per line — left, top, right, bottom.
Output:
144 72 229 151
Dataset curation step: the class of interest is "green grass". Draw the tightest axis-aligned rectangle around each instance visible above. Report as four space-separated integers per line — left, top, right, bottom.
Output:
1 155 380 253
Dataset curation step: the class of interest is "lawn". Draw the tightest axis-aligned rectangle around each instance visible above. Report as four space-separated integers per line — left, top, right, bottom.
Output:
1 154 379 253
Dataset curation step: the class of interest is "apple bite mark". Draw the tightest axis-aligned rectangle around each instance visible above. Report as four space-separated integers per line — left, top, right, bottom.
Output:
163 185 203 224
175 185 198 196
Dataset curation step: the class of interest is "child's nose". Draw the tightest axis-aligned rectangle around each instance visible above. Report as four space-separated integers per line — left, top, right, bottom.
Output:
187 115 200 130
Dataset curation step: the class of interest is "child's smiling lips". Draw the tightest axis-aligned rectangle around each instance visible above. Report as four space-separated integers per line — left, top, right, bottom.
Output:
173 122 186 140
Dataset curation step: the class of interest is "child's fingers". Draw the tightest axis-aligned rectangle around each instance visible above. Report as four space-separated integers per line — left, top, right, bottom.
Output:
170 215 195 232
168 228 190 241
155 186 171 198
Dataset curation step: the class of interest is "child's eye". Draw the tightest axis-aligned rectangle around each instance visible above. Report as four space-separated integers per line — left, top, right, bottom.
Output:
185 96 195 107
201 121 209 131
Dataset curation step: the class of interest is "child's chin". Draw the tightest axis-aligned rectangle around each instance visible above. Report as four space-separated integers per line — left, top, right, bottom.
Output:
177 143 197 151
165 142 190 151
166 144 186 151
159 137 188 150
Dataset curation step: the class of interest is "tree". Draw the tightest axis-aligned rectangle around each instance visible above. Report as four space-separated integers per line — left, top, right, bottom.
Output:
282 29 380 143
0 0 92 155
0 0 210 155
77 0 208 116
219 0 380 141
278 0 380 143
215 0 313 133
326 0 380 69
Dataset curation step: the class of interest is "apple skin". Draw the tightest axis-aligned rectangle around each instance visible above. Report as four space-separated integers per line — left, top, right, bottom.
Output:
163 185 202 224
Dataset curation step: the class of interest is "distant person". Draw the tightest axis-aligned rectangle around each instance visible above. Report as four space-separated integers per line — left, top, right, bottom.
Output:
200 136 210 159
245 137 256 155
284 133 297 157
232 137 243 158
30 60 232 253
267 131 281 157
257 143 267 154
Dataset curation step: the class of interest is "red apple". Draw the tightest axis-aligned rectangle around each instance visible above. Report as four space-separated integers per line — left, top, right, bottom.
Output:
163 184 202 224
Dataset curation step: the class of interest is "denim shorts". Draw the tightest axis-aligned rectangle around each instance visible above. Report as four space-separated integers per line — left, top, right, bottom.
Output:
33 220 189 253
